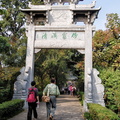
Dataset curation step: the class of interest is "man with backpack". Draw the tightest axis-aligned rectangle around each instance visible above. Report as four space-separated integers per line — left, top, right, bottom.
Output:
43 77 60 120
27 81 39 120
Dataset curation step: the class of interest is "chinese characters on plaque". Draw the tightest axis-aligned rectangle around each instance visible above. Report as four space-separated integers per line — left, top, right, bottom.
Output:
35 31 84 41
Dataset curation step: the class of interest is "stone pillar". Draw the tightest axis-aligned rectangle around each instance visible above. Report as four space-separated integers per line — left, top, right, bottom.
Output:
25 23 35 90
84 23 93 111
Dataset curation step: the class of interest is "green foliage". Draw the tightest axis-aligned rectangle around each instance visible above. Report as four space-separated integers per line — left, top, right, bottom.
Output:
0 36 10 53
38 91 43 102
0 0 28 67
0 88 11 103
114 88 120 117
84 112 93 120
31 0 44 5
0 0 38 104
0 67 20 102
67 49 84 91
87 103 119 120
76 71 84 91
93 13 120 70
99 68 120 112
34 49 69 90
0 67 20 81
77 91 84 105
93 30 120 69
92 13 120 115
0 99 24 120
106 13 120 31
34 49 84 92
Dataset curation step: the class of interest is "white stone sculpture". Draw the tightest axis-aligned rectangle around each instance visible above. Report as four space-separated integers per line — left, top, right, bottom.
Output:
92 68 105 107
13 67 30 99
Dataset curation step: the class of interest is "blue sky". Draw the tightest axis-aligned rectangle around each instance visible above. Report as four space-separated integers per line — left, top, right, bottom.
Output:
79 0 120 30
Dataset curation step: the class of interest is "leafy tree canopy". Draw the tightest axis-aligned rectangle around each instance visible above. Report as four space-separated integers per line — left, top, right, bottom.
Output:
93 13 120 70
0 0 29 67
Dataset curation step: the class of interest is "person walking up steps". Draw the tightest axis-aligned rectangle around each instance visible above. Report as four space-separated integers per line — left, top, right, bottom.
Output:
27 81 39 120
43 77 60 120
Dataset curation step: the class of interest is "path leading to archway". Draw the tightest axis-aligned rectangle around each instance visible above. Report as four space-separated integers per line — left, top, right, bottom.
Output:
9 95 84 120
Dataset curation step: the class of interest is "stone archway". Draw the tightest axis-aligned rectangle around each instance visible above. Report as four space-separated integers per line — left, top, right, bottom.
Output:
13 0 105 111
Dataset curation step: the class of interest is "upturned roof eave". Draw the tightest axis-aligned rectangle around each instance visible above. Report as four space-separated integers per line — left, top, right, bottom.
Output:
73 7 101 11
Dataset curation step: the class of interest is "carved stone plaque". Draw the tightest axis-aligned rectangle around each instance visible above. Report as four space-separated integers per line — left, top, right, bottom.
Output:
35 31 85 49
49 10 72 25
35 31 84 41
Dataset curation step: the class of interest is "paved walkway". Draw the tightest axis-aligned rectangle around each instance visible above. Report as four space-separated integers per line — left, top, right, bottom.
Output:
9 95 84 120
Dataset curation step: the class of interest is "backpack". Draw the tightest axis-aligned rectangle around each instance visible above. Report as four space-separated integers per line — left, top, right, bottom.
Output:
27 88 37 103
